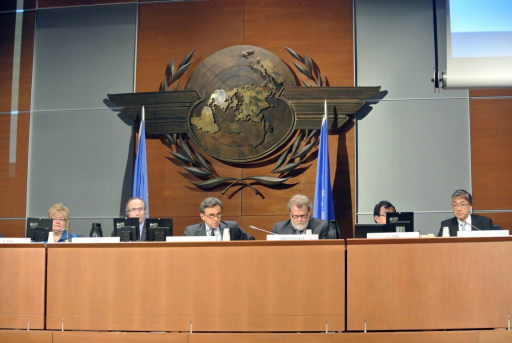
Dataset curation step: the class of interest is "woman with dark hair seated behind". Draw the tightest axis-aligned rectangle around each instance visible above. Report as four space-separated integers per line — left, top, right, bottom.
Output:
48 203 77 242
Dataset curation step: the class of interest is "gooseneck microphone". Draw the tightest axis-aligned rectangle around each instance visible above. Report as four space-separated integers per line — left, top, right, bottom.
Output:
466 222 481 231
248 225 278 235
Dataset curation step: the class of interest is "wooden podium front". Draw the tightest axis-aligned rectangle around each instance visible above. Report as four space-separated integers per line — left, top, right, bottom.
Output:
346 237 512 331
46 240 345 332
0 243 46 329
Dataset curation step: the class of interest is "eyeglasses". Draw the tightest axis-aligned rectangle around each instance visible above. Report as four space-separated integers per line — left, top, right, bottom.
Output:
451 203 470 209
52 218 66 222
204 213 222 220
128 207 146 213
290 213 309 220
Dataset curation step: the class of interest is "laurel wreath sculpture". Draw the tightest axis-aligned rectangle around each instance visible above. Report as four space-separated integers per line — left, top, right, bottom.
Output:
163 47 326 195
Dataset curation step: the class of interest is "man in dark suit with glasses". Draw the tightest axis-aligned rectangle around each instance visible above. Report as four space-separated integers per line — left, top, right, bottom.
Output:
437 189 495 237
183 197 254 240
272 194 329 238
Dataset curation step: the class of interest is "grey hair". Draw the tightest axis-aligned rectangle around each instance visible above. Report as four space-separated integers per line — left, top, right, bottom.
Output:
125 197 147 212
451 189 472 204
287 194 312 212
200 197 223 213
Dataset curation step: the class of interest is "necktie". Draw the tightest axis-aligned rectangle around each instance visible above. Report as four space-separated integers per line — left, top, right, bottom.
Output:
461 222 466 231
210 229 216 236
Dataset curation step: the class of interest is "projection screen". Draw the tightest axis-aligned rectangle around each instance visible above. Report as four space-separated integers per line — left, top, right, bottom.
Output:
444 0 512 88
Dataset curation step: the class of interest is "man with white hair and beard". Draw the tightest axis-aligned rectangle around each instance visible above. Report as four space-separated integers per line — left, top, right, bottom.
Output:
271 194 329 239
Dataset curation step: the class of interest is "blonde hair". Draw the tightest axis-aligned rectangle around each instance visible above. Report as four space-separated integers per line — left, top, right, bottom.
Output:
47 203 70 230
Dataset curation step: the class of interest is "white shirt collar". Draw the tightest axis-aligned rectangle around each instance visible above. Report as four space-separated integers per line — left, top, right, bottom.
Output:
457 215 472 228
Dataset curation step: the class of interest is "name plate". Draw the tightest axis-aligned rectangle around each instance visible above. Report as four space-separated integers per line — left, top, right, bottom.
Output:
166 236 216 242
72 237 121 243
457 230 509 238
367 232 420 239
266 234 319 241
0 238 31 243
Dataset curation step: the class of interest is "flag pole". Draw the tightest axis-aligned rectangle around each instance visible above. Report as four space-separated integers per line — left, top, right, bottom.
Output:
133 105 149 218
324 99 327 122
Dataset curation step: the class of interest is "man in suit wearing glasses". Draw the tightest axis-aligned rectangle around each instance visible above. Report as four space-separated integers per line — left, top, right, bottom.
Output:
272 194 329 239
184 197 254 240
437 189 495 237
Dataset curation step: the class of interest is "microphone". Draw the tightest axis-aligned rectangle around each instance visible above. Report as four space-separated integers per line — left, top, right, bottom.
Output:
248 225 278 235
466 222 481 231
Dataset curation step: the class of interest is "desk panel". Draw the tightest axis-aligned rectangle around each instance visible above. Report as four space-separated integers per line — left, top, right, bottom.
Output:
46 241 345 332
347 237 512 330
0 243 46 329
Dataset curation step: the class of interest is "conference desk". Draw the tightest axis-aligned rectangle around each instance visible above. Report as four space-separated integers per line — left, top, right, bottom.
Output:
346 236 512 331
0 243 46 329
46 240 345 332
4 236 512 335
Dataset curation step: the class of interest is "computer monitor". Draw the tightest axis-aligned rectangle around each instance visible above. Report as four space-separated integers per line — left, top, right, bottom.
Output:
386 212 414 233
26 218 53 242
354 224 386 238
112 217 139 242
145 218 173 241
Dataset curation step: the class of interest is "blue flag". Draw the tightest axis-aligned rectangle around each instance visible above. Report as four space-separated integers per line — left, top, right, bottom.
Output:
132 109 149 217
313 102 335 221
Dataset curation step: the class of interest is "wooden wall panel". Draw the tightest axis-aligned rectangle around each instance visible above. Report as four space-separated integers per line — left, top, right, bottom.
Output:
470 89 512 97
470 98 512 210
189 333 334 343
46 242 345 331
136 0 244 93
0 113 29 218
347 238 512 331
0 220 27 237
0 0 36 12
0 12 34 111
136 0 355 235
477 212 512 233
333 122 355 236
243 0 354 87
0 13 15 112
146 137 243 218
7 330 512 343
336 331 479 343
136 1 244 220
0 11 33 224
53 331 188 343
0 244 46 329
0 331 52 343
18 12 35 111
241 0 355 236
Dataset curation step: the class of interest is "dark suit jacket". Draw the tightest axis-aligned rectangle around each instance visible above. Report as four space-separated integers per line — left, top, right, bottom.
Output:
183 221 254 240
437 214 494 237
139 225 147 241
272 217 329 239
